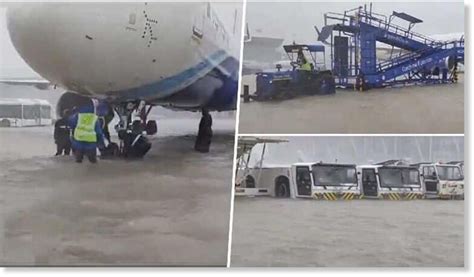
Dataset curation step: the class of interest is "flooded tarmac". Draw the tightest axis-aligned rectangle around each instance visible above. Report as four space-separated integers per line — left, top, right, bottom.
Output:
231 198 464 267
239 74 464 134
0 117 235 266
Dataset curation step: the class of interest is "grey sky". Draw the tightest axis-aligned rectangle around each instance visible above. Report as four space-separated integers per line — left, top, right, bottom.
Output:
246 1 464 44
247 136 464 167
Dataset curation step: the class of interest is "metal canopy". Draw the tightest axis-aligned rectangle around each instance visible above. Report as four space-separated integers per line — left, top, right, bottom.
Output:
392 11 423 24
283 44 325 53
237 137 288 159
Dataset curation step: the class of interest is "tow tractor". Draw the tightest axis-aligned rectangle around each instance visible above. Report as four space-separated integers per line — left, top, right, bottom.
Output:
244 44 336 101
236 138 359 200
357 160 423 200
239 162 359 199
413 162 464 200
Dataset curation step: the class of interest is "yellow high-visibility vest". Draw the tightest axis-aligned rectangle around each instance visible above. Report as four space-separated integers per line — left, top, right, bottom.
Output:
74 113 98 143
300 62 311 71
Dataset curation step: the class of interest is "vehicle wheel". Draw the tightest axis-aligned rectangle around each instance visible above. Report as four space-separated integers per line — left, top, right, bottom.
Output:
316 73 336 95
146 120 157 135
275 179 290 198
0 119 11 127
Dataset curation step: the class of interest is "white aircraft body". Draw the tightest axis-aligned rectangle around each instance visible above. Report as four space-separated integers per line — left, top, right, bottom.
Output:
6 2 241 111
4 2 242 154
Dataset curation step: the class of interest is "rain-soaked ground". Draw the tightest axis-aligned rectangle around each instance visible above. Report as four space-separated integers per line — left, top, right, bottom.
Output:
238 74 464 134
231 197 464 267
0 117 235 266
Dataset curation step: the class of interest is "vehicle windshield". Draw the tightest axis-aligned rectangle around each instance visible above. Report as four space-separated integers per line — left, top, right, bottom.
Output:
436 166 463 181
312 165 357 186
378 167 420 188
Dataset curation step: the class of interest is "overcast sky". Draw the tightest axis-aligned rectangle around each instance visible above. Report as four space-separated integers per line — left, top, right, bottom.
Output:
246 1 464 44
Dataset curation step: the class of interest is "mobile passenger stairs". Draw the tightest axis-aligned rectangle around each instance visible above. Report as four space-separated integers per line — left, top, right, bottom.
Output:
316 4 464 90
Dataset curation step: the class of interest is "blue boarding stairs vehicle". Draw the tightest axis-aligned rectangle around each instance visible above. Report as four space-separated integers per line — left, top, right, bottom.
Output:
250 44 336 101
316 4 464 91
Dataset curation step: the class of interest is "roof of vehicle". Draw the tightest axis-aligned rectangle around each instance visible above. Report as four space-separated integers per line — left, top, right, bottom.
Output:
357 164 418 169
237 137 288 159
0 98 51 106
283 44 325 53
411 162 460 167
293 162 356 167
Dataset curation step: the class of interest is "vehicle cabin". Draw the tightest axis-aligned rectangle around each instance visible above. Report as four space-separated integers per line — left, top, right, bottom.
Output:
251 44 336 101
0 98 53 127
413 163 464 199
242 162 358 200
357 165 423 200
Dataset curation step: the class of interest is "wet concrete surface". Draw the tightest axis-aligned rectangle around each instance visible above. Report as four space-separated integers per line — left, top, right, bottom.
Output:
231 197 464 267
239 74 464 134
0 118 235 266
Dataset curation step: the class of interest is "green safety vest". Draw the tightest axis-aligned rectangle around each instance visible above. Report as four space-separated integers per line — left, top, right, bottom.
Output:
300 62 312 71
74 113 98 143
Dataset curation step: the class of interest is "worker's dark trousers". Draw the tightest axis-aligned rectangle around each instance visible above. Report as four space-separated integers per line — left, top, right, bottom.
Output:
74 149 97 163
55 142 71 156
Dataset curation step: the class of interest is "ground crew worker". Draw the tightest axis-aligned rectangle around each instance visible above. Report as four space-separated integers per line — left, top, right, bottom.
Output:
69 101 105 163
194 108 213 153
299 57 312 71
123 120 151 158
54 109 72 156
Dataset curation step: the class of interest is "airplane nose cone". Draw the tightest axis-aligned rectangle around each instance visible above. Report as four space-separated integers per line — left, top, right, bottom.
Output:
6 4 74 84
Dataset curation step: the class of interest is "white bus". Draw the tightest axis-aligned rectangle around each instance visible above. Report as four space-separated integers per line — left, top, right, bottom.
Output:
0 98 53 127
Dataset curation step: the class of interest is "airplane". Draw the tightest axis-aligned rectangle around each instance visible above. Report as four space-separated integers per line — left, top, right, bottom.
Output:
4 2 242 155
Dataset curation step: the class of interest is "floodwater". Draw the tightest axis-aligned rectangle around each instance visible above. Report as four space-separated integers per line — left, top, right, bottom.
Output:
231 197 464 267
239 74 464 134
0 118 235 266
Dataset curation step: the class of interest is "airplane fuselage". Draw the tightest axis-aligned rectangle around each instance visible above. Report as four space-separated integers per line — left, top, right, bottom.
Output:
7 2 240 111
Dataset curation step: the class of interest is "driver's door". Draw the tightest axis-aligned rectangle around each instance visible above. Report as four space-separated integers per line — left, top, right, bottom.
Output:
296 166 312 196
422 166 438 193
361 169 378 197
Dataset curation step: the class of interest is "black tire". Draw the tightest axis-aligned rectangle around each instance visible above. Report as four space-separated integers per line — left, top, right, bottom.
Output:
245 175 256 188
0 119 11 127
275 178 290 198
146 120 158 135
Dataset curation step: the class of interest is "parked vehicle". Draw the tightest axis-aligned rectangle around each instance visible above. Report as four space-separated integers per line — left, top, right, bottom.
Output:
0 98 53 127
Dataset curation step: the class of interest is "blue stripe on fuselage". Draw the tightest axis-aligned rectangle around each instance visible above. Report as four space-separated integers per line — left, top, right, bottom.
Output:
106 50 234 103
